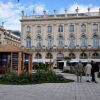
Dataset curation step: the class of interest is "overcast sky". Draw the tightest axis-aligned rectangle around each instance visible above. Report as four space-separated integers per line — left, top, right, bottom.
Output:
0 0 100 31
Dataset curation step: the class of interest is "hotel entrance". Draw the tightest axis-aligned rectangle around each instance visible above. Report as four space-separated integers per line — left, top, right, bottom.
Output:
57 53 64 70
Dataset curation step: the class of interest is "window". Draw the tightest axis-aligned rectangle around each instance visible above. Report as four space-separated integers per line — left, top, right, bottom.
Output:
80 35 87 47
47 36 53 47
46 53 53 59
37 26 41 33
35 53 42 59
70 25 74 32
69 53 76 59
81 24 86 31
27 26 31 32
93 24 98 31
58 25 63 32
93 35 99 47
26 37 31 48
36 36 42 48
58 36 64 47
92 53 99 59
57 53 64 60
80 53 87 59
69 35 75 47
48 26 52 33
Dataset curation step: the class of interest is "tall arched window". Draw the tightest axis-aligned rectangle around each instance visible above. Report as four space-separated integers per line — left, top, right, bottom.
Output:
93 35 99 47
36 36 42 48
58 36 64 47
47 36 53 47
81 35 87 47
27 26 31 32
69 53 76 59
92 53 99 59
81 24 86 31
69 35 75 47
80 53 87 59
26 37 31 48
46 53 53 59
58 25 63 32
35 53 42 59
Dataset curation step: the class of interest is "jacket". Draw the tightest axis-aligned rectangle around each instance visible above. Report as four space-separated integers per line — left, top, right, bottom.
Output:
75 62 84 73
85 64 92 75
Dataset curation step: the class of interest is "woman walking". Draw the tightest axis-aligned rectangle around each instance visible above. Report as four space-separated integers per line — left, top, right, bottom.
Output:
85 62 92 82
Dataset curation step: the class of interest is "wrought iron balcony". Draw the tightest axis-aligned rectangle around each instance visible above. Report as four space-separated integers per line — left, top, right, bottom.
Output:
68 46 75 50
92 46 99 50
80 46 87 50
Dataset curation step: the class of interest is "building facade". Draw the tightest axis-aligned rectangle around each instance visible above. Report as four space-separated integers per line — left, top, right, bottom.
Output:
0 25 21 47
20 8 100 65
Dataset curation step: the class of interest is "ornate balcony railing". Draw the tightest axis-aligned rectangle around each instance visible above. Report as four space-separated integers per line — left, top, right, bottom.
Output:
68 46 75 50
22 12 100 20
80 46 87 50
92 46 99 50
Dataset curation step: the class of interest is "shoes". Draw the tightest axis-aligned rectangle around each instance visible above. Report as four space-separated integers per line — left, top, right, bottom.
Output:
86 80 90 83
95 81 98 83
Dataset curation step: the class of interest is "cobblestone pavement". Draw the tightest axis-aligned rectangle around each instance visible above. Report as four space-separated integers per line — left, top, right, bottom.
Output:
0 74 100 100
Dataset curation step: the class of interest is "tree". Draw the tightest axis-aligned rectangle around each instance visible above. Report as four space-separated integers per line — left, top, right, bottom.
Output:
64 56 72 61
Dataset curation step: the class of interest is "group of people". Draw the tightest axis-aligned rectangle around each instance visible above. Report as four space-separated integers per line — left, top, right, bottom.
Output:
75 61 100 83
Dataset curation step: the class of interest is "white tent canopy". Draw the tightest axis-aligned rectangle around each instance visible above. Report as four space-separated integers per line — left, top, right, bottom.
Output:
33 59 53 63
57 59 100 63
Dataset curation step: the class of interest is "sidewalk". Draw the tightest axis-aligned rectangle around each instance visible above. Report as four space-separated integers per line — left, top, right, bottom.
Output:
0 71 100 100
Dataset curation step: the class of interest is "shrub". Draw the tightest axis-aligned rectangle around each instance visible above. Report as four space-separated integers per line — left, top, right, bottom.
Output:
0 71 74 85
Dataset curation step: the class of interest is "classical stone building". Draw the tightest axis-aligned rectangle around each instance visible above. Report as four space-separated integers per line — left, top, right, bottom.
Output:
20 7 100 68
0 24 21 47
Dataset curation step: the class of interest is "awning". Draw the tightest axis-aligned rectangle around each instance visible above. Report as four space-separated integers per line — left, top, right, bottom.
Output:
33 59 53 63
57 59 100 63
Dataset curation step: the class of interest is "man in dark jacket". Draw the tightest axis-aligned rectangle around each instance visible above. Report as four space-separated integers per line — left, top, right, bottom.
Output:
75 61 84 83
91 61 99 83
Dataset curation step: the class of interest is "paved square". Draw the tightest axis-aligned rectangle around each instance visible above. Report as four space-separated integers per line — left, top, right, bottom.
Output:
0 74 100 100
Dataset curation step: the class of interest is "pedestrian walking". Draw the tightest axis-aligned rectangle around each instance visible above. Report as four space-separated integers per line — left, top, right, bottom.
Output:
91 61 99 83
85 62 92 82
75 61 84 83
